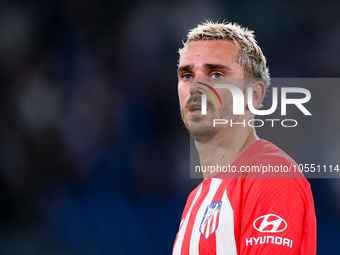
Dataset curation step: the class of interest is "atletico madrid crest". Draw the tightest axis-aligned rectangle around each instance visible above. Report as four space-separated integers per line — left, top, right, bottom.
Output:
200 201 222 239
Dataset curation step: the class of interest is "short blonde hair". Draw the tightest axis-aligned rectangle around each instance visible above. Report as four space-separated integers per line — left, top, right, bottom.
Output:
179 21 270 88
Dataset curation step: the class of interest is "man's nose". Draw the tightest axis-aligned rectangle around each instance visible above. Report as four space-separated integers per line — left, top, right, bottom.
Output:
194 71 206 79
189 75 210 96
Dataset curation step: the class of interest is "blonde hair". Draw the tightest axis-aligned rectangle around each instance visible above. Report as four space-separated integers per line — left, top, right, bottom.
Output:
179 21 270 88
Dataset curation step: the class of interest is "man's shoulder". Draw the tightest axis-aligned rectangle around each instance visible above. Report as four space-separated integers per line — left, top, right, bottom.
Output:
238 139 297 165
233 139 305 179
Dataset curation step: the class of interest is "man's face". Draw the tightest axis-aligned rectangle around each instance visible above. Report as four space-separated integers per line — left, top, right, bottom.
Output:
177 40 245 142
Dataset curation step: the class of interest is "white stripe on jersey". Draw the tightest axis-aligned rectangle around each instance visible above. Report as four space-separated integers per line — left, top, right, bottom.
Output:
215 190 237 255
173 184 203 254
189 178 222 254
211 212 217 237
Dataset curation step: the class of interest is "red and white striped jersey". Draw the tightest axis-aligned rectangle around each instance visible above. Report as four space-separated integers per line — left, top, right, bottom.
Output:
173 139 316 255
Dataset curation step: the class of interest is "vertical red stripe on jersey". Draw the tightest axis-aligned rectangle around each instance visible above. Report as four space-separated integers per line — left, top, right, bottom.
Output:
173 184 203 254
181 178 212 255
209 214 215 237
198 179 226 254
203 221 208 238
214 209 220 232
199 228 217 254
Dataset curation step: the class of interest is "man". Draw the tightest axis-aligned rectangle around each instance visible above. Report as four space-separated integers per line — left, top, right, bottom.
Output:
172 21 316 254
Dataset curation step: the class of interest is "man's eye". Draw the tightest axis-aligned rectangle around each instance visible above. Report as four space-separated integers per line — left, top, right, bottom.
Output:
212 73 223 79
183 74 193 80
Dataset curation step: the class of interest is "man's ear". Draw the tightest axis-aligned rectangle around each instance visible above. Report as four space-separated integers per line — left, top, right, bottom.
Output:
246 81 266 110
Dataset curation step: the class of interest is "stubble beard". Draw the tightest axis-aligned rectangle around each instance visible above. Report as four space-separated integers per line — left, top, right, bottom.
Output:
181 103 234 143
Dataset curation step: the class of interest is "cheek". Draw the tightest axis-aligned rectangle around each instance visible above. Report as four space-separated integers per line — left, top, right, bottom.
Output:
178 84 189 107
218 90 232 104
218 85 245 102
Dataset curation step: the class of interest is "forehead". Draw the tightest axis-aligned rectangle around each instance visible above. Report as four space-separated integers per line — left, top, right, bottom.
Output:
179 40 240 66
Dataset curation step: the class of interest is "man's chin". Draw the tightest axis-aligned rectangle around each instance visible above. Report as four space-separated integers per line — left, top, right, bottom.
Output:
190 115 203 122
187 123 217 142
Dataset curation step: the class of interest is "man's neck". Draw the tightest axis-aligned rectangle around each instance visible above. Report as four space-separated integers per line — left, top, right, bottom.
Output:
195 127 259 179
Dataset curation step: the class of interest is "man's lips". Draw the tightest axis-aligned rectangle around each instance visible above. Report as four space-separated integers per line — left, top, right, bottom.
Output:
189 102 202 113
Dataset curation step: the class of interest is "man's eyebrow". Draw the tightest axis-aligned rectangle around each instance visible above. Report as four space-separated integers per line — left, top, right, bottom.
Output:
177 64 193 73
204 63 231 71
177 63 231 73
